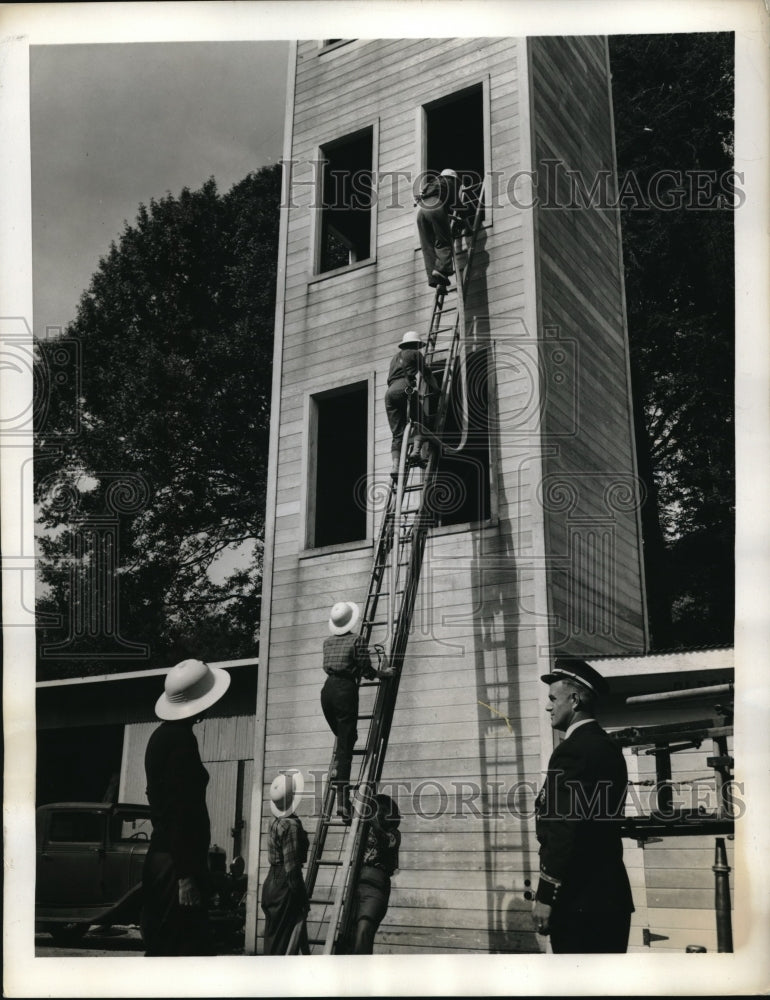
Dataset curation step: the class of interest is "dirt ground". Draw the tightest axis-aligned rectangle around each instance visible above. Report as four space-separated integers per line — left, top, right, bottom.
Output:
34 924 145 957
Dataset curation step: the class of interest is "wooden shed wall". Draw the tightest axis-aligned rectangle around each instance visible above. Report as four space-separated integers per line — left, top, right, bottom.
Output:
121 716 256 867
528 35 646 654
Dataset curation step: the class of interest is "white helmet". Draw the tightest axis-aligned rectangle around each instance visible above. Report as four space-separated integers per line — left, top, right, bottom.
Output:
440 168 459 180
398 330 425 350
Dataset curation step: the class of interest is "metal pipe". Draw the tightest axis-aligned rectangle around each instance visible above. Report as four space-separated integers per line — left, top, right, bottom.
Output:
626 683 733 704
713 837 733 952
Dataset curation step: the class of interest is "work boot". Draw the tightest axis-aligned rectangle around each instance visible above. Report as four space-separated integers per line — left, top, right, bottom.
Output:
336 784 352 825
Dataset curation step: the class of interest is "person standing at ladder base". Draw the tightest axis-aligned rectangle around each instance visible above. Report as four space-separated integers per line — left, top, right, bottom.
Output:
141 658 231 956
321 601 393 823
350 793 401 954
385 330 441 476
415 168 471 288
532 657 634 953
261 770 310 955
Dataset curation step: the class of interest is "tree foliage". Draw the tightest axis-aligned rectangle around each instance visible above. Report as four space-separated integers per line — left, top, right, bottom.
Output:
35 165 281 677
609 33 735 647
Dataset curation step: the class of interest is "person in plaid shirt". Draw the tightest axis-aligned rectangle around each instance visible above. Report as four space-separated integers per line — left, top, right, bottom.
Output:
321 601 393 823
261 771 310 954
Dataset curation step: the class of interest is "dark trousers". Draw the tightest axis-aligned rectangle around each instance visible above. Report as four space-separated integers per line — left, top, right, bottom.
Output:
549 907 631 954
321 675 359 785
416 204 453 280
261 864 309 955
385 379 425 470
351 866 391 954
140 850 212 956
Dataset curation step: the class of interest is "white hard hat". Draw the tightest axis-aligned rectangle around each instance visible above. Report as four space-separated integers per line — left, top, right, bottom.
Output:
398 330 425 350
155 658 231 720
328 600 361 635
270 770 304 818
440 168 459 179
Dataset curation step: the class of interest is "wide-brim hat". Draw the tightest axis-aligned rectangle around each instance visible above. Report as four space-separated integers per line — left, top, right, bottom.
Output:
270 770 304 818
329 600 361 635
540 656 609 698
155 658 231 720
398 330 424 350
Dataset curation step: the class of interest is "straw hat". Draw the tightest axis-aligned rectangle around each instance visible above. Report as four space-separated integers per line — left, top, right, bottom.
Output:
270 770 304 818
328 600 361 635
154 658 231 721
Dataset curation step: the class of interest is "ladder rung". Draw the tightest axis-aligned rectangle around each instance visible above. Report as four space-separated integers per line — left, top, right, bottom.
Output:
308 897 334 906
317 859 343 866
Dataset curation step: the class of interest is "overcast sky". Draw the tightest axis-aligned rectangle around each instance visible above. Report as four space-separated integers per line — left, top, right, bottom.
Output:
30 41 289 337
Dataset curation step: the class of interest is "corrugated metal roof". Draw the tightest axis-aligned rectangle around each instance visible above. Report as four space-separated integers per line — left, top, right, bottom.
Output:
587 646 733 678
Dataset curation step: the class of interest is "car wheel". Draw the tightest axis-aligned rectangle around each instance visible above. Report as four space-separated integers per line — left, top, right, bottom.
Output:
49 923 90 946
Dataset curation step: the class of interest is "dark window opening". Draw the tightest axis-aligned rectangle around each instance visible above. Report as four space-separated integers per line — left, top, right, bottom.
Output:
430 347 491 527
318 128 374 273
313 383 368 546
424 84 485 218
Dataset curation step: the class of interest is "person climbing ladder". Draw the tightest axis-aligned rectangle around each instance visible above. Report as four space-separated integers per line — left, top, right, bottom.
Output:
320 601 394 823
415 167 472 288
384 330 441 476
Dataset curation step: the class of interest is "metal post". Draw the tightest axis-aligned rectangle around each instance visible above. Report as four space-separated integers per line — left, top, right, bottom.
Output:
713 837 733 952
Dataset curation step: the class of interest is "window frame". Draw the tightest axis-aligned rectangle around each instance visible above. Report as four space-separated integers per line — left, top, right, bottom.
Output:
318 40 356 55
416 77 493 230
300 373 376 556
310 121 379 281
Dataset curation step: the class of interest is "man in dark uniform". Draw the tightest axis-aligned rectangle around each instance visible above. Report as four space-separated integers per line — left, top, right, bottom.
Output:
141 658 231 956
532 657 634 953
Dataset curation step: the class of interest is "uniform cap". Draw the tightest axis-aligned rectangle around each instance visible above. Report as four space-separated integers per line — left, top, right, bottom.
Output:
540 657 609 697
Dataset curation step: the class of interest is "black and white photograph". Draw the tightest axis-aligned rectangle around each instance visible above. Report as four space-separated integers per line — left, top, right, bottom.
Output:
2 1 768 996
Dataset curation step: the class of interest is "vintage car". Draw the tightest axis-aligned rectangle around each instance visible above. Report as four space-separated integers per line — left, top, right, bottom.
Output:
36 801 247 948
35 801 152 945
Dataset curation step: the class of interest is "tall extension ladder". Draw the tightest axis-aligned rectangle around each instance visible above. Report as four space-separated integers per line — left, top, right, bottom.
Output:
294 183 486 955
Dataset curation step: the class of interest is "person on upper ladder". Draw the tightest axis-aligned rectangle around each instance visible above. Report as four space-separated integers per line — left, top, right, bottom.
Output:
415 168 472 288
320 601 394 824
385 330 441 477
